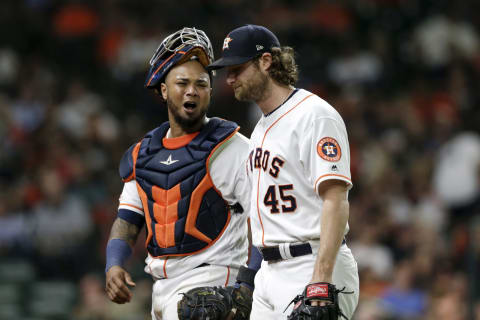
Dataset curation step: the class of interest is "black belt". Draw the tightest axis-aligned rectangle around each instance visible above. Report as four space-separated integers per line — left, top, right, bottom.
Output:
260 239 346 262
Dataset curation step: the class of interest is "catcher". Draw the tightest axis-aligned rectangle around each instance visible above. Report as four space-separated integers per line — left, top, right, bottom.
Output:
105 27 252 320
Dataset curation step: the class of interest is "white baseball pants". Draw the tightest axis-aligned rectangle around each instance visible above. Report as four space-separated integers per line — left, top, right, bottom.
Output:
151 265 238 320
250 244 359 319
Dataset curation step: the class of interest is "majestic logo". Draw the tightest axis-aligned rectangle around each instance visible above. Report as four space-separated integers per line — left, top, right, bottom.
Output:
223 36 233 50
160 154 179 165
317 137 341 162
306 284 329 298
331 165 338 171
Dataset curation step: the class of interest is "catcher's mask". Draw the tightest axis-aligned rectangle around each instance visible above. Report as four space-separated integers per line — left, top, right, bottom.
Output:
145 27 215 89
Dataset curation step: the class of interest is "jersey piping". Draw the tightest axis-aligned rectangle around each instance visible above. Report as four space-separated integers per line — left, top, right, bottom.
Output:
118 203 143 212
313 173 352 193
224 266 231 286
256 93 315 247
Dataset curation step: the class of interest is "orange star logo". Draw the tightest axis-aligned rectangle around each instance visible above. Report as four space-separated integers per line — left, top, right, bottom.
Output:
223 36 233 50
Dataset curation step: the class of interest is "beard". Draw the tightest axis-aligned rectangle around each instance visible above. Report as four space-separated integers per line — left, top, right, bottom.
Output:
235 70 269 102
166 97 208 130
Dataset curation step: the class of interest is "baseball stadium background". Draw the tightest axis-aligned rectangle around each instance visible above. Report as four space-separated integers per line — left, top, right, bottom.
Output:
1 0 480 319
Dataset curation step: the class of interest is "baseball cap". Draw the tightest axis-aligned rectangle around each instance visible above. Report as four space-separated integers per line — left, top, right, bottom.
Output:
207 24 280 70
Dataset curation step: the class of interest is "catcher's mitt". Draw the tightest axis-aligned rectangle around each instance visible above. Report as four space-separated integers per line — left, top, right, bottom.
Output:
286 282 352 320
225 285 253 320
178 286 231 320
177 285 252 320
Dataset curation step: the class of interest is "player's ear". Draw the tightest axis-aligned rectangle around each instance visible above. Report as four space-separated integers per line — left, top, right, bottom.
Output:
160 83 168 100
259 52 272 73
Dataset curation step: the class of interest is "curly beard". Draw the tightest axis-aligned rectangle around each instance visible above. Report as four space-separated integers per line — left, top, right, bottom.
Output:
235 68 269 102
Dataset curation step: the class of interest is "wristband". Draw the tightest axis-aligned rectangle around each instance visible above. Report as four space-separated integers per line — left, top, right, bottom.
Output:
233 246 262 289
235 266 257 289
105 239 132 273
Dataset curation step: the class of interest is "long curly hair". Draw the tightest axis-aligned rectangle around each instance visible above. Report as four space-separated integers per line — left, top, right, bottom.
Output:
263 46 299 87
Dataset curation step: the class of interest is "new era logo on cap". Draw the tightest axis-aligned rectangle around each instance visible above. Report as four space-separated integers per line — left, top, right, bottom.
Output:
208 24 280 70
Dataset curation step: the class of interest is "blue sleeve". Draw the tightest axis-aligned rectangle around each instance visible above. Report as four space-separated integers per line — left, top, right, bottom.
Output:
118 209 145 228
234 246 262 290
248 246 262 271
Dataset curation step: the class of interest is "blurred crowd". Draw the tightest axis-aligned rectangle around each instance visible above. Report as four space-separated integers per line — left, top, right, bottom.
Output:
1 0 480 319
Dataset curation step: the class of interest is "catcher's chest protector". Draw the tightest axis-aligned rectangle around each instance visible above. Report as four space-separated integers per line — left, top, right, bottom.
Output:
129 118 238 257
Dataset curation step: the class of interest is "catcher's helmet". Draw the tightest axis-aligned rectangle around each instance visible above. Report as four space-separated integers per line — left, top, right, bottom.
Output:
145 27 214 89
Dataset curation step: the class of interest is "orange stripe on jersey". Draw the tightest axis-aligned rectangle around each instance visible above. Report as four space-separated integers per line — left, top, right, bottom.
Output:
163 131 200 149
224 266 231 286
256 94 315 247
152 184 181 248
163 257 168 279
246 218 252 265
119 203 143 212
255 176 267 247
314 173 352 193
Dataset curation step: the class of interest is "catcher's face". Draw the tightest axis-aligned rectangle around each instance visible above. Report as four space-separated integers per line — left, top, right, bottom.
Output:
161 60 211 131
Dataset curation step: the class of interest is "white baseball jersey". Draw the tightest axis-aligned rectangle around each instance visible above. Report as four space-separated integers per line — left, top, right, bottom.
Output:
246 88 352 248
118 127 251 279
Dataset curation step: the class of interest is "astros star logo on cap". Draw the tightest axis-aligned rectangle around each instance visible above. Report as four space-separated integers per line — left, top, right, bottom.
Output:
223 36 233 50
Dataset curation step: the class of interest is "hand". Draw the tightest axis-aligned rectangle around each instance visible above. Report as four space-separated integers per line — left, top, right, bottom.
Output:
310 300 333 307
105 266 136 304
287 282 352 320
310 276 332 307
